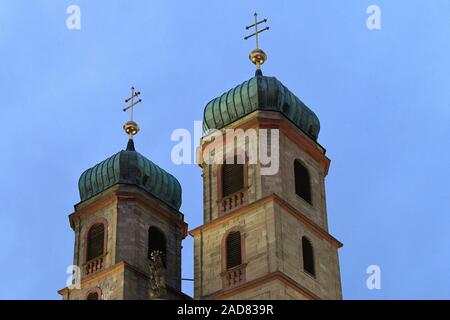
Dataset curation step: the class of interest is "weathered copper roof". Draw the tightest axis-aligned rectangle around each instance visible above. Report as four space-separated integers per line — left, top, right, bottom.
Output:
203 73 320 141
78 139 182 209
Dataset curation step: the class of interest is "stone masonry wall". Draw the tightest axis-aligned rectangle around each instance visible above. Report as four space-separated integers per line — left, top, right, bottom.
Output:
274 203 342 299
194 201 276 298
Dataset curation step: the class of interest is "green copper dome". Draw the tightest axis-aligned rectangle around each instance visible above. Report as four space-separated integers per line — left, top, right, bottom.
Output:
78 140 182 210
203 73 320 141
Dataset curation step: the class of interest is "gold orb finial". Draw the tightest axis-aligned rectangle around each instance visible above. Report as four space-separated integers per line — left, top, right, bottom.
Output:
249 48 267 66
123 120 140 136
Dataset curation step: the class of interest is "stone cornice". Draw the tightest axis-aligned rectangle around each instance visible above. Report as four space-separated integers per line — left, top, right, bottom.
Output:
201 271 320 300
68 186 188 238
189 194 342 248
199 111 330 176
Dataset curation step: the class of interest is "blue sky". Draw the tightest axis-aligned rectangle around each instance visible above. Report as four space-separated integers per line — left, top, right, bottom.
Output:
0 0 449 299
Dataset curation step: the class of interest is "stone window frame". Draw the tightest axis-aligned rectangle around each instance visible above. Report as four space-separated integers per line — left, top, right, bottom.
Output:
147 225 168 268
216 152 249 214
84 218 108 264
220 226 247 288
85 287 102 300
301 235 317 279
293 158 314 207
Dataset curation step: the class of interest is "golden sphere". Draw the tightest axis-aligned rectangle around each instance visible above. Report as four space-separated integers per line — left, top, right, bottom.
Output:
249 48 267 65
123 120 140 136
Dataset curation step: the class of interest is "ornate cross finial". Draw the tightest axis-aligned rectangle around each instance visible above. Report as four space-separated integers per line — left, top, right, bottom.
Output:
122 86 142 138
244 12 270 71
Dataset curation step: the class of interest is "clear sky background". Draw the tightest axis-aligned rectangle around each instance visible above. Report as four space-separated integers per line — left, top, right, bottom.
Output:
0 0 449 299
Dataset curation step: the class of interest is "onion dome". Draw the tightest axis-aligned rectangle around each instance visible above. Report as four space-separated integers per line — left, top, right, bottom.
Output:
203 73 320 141
78 139 182 210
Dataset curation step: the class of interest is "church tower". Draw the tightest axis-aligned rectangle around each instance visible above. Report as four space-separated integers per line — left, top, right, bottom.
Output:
190 14 343 300
59 89 188 300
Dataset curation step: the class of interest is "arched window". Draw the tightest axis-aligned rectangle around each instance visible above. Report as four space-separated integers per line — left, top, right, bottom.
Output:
294 160 312 204
226 231 242 269
87 223 105 261
222 156 244 197
302 237 315 276
148 226 166 267
86 291 99 300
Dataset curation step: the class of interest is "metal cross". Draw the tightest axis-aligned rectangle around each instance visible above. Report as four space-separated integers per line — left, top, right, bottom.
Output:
244 12 269 49
123 86 142 121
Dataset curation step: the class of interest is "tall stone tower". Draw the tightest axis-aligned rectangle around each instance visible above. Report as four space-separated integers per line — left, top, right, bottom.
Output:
190 15 343 300
59 103 188 300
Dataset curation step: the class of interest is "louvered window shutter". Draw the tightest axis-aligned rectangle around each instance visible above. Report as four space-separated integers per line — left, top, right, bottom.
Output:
226 231 242 269
87 224 105 261
222 159 244 197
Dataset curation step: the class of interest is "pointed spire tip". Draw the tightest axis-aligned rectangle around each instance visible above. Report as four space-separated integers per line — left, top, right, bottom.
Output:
126 138 135 151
